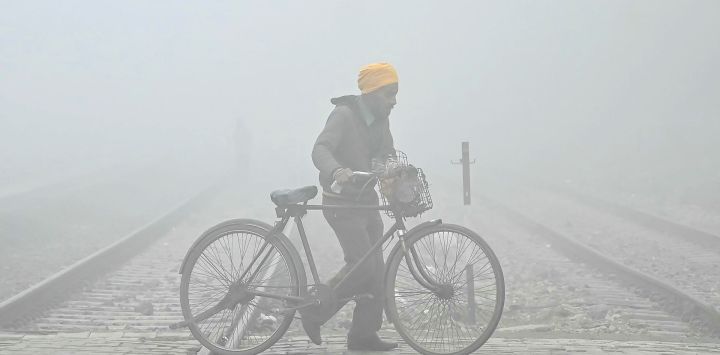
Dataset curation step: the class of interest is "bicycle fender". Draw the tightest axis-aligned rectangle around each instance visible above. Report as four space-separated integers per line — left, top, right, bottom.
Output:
178 218 277 275
403 219 443 242
384 219 443 282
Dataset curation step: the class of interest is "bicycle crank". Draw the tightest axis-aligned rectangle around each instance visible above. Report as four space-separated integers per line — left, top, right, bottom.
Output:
298 284 337 323
170 282 255 329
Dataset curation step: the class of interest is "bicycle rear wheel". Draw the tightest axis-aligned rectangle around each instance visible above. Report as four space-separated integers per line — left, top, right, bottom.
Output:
180 221 301 355
385 223 504 355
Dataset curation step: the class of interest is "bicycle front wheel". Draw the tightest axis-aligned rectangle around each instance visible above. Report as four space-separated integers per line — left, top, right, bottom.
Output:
180 221 301 355
385 223 505 355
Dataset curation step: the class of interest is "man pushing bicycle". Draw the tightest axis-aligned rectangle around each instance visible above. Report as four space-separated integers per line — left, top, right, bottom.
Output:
177 64 503 353
307 62 400 351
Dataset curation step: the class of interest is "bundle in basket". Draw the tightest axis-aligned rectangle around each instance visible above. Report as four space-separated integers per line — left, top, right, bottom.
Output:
379 164 433 218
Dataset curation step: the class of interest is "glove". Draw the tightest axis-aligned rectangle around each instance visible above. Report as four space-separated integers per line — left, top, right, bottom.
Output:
333 168 354 184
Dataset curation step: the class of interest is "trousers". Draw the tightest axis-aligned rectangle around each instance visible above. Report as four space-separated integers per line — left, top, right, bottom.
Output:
322 194 385 339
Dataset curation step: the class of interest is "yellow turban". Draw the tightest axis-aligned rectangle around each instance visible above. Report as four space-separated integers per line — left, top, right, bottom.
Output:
358 62 398 94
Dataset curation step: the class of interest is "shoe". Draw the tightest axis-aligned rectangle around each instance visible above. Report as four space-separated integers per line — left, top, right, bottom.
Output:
301 316 322 345
347 333 398 351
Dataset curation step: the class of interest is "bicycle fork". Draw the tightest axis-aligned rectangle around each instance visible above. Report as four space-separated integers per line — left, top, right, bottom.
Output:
398 231 448 296
398 227 479 324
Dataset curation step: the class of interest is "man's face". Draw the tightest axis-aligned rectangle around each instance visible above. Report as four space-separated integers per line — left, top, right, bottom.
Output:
364 83 398 119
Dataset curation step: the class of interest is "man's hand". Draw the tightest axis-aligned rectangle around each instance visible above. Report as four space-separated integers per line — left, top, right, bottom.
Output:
333 168 354 184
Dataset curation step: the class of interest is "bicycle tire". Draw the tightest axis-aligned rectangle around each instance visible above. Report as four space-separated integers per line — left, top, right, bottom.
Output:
180 221 303 355
385 223 505 355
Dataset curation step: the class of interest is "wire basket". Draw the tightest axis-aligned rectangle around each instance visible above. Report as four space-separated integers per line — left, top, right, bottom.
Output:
375 151 433 218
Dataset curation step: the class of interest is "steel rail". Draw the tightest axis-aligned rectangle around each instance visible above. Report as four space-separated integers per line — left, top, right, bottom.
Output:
0 181 222 328
478 195 720 334
540 183 720 254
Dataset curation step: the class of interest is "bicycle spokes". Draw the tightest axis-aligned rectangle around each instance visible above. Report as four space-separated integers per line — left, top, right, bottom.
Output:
183 229 299 353
390 227 503 354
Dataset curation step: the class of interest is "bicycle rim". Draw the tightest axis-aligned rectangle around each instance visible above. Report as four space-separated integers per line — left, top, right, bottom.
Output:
386 224 505 355
180 224 299 355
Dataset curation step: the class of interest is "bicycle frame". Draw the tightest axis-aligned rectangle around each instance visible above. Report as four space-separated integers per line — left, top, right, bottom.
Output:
241 202 445 306
177 179 504 354
171 202 444 330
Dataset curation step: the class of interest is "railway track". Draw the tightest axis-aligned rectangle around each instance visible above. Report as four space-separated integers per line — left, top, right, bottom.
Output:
541 183 720 253
1 177 718 354
425 183 705 340
476 181 720 336
0 181 222 329
0 158 221 303
0 177 290 354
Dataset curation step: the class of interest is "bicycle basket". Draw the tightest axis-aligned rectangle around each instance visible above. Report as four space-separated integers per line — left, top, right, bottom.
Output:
376 151 433 218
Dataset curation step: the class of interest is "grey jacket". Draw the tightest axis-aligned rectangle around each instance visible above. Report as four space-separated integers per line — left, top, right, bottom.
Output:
312 95 395 200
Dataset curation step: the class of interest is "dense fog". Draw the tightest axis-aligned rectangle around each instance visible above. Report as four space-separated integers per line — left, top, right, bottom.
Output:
2 1 719 206
2 3 720 352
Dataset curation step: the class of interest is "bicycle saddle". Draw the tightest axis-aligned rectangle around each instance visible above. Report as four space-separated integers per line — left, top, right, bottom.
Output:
270 186 318 206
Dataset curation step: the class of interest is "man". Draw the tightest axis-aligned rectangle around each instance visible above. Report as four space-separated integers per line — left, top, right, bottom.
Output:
307 63 399 351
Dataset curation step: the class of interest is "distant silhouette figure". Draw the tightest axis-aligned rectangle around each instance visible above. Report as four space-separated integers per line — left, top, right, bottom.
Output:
234 117 252 175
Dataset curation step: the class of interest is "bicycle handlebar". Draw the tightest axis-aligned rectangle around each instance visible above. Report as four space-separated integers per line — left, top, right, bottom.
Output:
330 171 377 194
351 171 375 178
329 167 415 194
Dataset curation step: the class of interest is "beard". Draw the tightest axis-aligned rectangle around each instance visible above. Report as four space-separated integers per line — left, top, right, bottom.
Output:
368 102 392 120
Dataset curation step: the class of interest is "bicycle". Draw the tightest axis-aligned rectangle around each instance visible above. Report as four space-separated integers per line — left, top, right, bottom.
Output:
173 153 505 355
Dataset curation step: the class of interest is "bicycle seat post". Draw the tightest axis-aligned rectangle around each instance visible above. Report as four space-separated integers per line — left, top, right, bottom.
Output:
292 210 322 287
